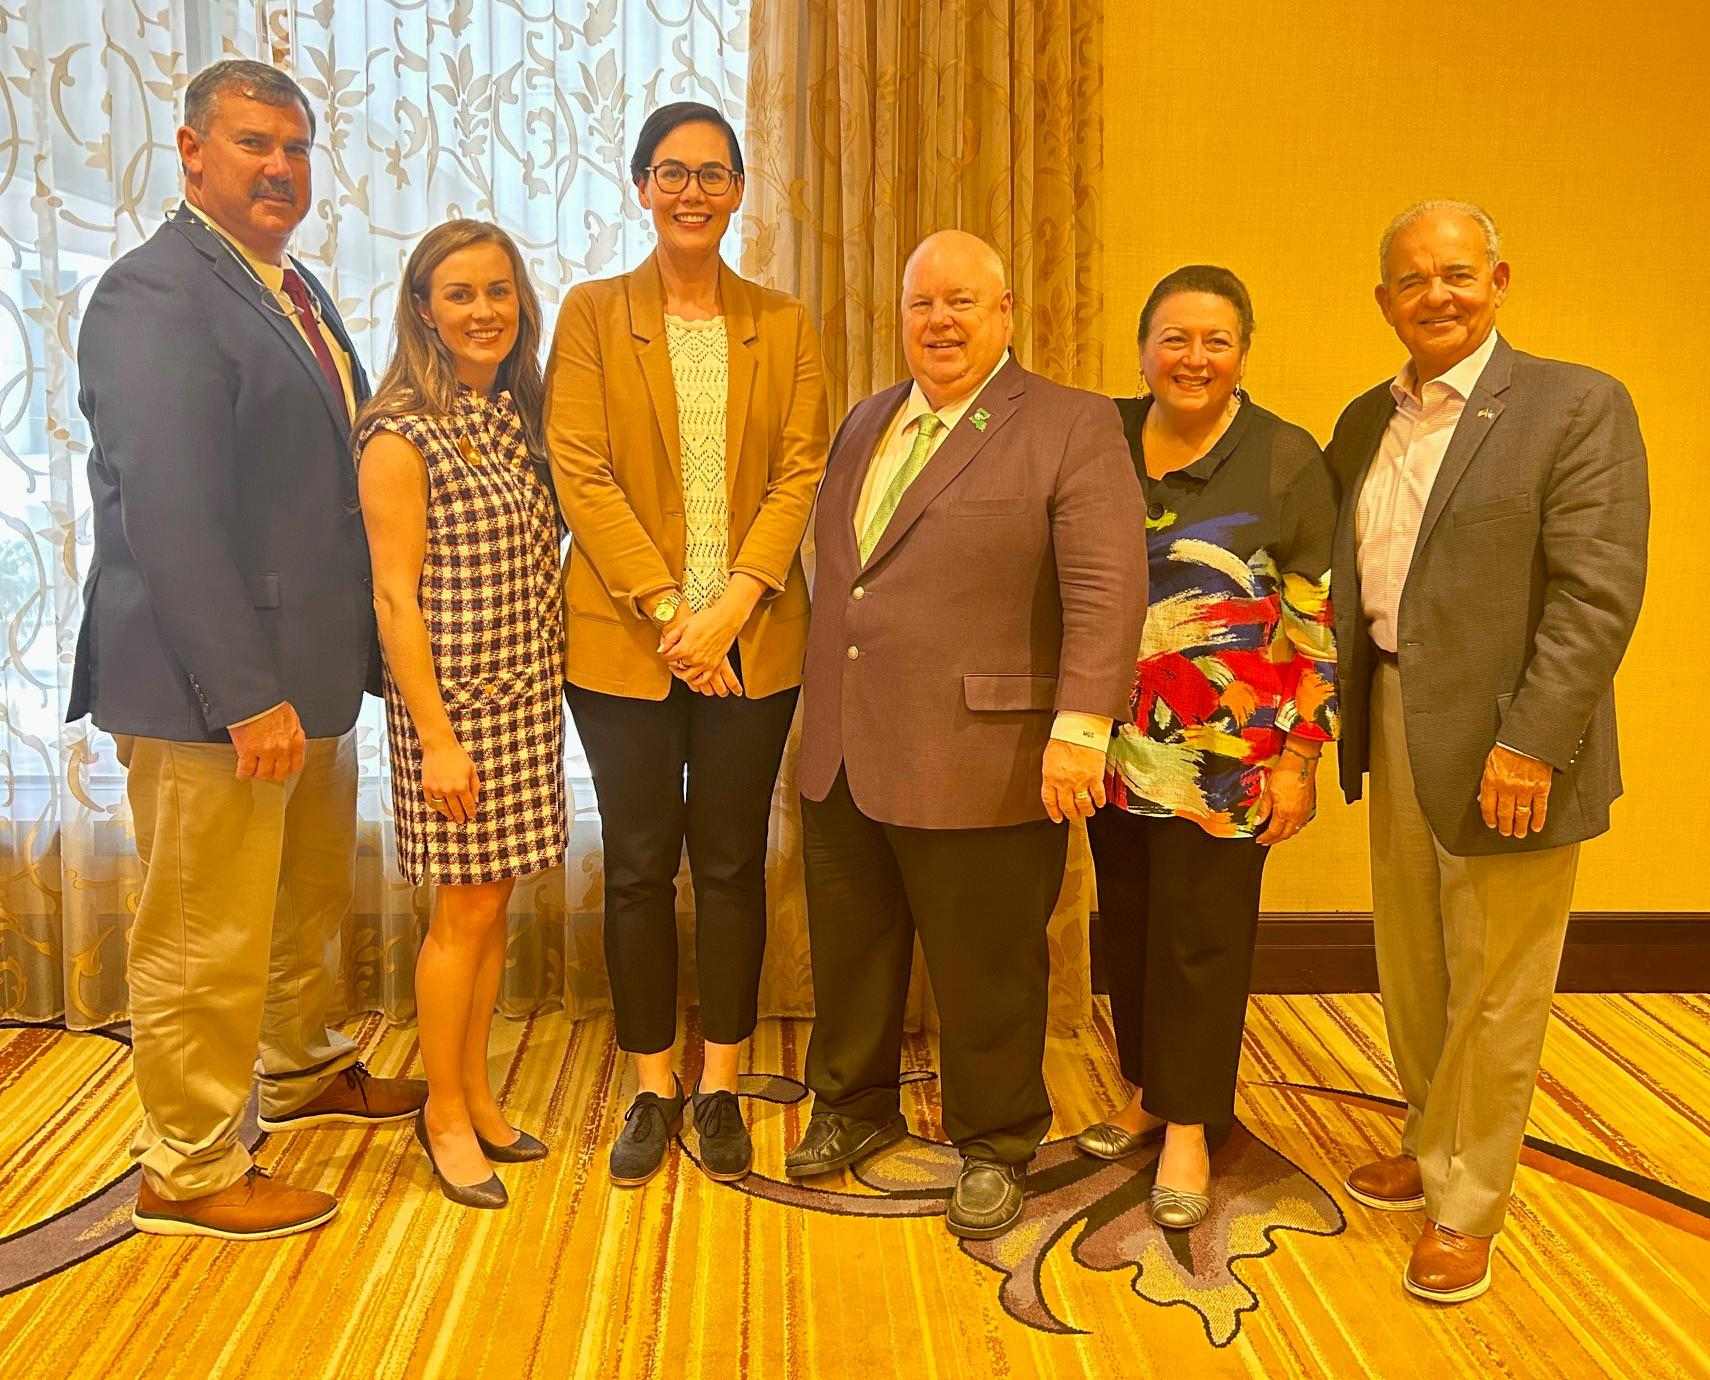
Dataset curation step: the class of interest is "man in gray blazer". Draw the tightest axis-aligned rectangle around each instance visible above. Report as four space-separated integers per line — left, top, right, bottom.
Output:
784 231 1146 1239
71 61 422 1241
1329 200 1648 1302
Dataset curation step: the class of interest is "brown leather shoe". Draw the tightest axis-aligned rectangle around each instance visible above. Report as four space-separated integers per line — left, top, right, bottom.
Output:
1405 1221 1494 1303
133 1167 337 1240
258 1061 428 1131
1344 1153 1425 1211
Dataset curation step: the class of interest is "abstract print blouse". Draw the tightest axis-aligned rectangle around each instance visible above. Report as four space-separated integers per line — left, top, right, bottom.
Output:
1106 394 1340 839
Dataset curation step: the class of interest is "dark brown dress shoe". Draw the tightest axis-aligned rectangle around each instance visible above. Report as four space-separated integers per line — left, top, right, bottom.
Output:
258 1061 428 1131
784 1112 907 1179
946 1157 1026 1239
1406 1221 1494 1303
132 1167 337 1240
1345 1152 1426 1211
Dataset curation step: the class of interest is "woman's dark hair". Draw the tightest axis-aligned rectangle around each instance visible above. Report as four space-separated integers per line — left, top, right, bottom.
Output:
629 102 745 183
1137 264 1255 347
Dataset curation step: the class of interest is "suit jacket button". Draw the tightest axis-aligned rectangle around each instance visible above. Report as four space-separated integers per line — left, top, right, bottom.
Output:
846 646 860 661
852 586 865 601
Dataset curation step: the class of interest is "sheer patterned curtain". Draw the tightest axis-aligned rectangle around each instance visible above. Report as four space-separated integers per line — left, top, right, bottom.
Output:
0 0 762 1028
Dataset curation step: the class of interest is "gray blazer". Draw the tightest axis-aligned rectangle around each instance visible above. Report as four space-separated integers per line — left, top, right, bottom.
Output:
68 206 376 742
1328 336 1649 855
797 356 1147 829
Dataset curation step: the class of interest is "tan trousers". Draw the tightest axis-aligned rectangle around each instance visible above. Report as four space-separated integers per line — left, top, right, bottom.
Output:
118 731 360 1199
1368 660 1579 1237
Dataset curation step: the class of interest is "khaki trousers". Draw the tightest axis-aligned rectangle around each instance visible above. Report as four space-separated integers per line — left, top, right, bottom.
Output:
1368 660 1579 1236
117 731 360 1199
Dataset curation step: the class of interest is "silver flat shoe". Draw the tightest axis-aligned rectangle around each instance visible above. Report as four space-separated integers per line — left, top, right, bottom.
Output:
1150 1183 1210 1229
1073 1121 1165 1160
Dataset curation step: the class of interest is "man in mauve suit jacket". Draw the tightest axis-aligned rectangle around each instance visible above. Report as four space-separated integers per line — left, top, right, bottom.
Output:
784 231 1147 1241
1329 201 1648 1304
70 61 421 1244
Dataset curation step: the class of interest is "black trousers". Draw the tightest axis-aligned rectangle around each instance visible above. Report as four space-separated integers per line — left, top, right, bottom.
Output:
801 770 1069 1165
1086 806 1269 1128
566 661 798 1055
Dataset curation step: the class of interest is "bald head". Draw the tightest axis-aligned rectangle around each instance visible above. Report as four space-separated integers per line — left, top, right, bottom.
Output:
900 230 1013 409
904 230 1008 296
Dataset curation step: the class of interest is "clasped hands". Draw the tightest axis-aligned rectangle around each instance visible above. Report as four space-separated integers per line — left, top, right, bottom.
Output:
656 579 763 697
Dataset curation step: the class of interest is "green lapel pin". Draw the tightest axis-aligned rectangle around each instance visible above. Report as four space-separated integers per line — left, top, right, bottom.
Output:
970 407 990 432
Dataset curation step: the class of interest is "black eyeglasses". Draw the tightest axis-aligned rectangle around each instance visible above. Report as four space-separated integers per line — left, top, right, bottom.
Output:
644 160 739 195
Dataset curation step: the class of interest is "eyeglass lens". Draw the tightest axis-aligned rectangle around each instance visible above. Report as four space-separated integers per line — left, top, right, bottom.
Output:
652 162 734 194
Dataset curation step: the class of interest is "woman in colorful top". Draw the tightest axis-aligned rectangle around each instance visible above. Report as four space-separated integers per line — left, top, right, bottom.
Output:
356 221 566 1209
1074 265 1339 1229
545 103 829 1187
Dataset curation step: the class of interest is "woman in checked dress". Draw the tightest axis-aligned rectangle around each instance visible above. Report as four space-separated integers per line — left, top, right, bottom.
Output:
356 220 566 1209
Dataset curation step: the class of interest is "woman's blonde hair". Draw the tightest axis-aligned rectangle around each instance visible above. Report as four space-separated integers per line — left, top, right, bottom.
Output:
356 219 546 460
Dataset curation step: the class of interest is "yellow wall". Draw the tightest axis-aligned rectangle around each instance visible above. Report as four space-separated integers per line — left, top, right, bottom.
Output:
1102 0 1710 912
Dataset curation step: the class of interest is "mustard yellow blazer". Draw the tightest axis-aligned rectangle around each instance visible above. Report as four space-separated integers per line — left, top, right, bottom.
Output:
544 255 829 700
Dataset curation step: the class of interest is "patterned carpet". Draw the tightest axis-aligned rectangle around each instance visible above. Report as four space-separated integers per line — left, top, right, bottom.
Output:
1 994 1706 1379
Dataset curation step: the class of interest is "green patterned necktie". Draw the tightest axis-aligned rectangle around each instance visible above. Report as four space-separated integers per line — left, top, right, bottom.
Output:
858 411 944 560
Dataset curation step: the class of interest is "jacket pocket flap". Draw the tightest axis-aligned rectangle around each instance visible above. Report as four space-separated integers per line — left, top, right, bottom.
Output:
1454 494 1533 527
945 497 1030 516
249 573 281 608
963 673 1057 712
444 670 532 712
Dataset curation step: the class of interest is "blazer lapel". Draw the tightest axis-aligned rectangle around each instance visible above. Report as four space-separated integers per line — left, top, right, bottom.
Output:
822 383 909 570
285 259 362 441
1334 393 1396 578
719 262 758 501
1411 337 1514 560
860 357 1027 573
172 210 353 439
627 255 685 508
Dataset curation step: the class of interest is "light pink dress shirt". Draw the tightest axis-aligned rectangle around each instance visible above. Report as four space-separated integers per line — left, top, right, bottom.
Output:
1354 330 1500 653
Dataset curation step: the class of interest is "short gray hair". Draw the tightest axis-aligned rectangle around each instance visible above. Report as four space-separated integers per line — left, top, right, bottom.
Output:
184 60 315 141
1378 199 1500 280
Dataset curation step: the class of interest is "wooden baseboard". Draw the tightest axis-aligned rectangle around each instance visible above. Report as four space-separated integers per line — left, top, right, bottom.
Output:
1090 912 1710 995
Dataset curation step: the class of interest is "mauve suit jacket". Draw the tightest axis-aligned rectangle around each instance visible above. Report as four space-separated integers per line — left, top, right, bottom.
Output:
798 356 1147 829
68 207 375 741
1329 336 1649 856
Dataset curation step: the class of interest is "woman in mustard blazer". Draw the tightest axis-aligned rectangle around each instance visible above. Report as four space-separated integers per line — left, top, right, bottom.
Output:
544 102 829 1188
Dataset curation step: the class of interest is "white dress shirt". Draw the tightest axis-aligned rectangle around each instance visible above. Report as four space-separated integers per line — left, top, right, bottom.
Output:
1355 330 1500 654
854 351 1110 752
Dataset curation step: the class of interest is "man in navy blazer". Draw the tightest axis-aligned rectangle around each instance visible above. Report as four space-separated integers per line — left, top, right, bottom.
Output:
71 60 423 1241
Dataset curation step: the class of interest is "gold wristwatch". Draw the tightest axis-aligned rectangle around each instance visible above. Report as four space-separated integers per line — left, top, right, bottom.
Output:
651 592 683 625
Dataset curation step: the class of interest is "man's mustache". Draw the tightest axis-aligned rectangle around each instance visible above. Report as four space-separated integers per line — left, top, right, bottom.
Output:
250 181 296 200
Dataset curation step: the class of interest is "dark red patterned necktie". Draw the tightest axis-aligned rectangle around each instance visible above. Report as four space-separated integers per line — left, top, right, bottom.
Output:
279 267 348 418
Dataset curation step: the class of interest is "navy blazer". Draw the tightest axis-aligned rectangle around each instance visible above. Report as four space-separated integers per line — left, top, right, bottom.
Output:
68 205 378 741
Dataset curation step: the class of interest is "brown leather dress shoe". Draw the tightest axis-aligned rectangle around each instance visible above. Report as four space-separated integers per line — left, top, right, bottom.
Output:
133 1167 337 1240
1344 1153 1425 1211
1405 1221 1494 1303
258 1061 428 1131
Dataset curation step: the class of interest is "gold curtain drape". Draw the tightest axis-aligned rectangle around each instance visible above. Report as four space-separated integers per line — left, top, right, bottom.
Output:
741 0 1106 1031
740 0 1105 418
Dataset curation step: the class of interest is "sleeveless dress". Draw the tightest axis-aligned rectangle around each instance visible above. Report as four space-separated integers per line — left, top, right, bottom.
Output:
358 390 566 885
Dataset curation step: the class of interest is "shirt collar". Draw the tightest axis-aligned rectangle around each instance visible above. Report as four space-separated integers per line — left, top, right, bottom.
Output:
900 349 1011 435
1133 389 1255 482
182 199 288 290
1391 328 1500 407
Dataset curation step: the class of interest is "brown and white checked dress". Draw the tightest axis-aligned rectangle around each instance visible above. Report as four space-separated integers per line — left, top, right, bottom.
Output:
359 390 566 885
